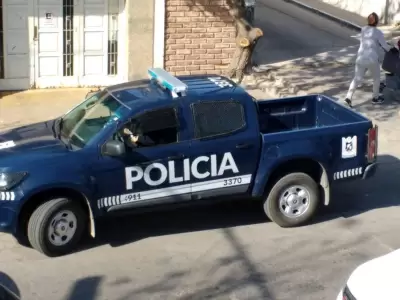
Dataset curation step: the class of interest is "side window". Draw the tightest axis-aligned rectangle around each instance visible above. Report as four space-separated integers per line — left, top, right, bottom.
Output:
191 100 246 139
118 107 180 148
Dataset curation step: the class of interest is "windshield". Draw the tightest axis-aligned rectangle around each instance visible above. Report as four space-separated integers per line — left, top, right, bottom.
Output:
59 90 125 149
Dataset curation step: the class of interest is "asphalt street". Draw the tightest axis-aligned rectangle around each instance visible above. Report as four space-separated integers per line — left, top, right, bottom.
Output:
254 0 360 65
1 2 400 300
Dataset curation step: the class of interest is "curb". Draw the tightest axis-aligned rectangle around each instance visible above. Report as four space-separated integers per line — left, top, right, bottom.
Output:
283 0 362 32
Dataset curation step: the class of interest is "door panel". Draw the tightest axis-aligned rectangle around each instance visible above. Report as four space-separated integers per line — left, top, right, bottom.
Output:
80 0 108 83
36 0 63 83
0 0 31 90
92 142 192 214
189 138 258 200
187 100 260 200
34 0 79 87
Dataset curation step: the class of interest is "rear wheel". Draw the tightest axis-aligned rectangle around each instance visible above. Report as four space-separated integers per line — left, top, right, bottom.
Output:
27 198 86 257
263 172 319 227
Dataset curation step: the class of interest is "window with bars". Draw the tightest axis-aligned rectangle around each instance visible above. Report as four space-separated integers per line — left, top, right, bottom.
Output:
0 0 4 79
61 0 119 78
108 0 119 75
63 0 74 76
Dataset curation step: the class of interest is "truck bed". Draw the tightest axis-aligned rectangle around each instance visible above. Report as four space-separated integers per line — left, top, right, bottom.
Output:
256 94 368 134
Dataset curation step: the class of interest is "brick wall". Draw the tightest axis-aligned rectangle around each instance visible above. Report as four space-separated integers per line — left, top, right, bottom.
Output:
164 0 236 76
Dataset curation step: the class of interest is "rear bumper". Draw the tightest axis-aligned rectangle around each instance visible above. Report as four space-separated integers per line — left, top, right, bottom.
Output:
362 163 377 180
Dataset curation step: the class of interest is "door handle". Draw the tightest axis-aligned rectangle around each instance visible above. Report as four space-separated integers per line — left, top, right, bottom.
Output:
168 154 185 160
236 143 252 149
33 26 38 41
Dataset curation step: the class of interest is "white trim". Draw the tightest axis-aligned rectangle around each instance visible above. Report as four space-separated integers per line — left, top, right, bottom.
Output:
333 167 363 180
153 0 165 68
0 191 15 201
97 174 252 209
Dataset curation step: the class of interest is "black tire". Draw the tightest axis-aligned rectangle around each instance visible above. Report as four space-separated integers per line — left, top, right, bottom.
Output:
27 198 86 257
263 172 319 228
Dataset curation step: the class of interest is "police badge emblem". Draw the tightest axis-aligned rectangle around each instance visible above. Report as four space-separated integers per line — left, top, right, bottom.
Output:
341 136 357 158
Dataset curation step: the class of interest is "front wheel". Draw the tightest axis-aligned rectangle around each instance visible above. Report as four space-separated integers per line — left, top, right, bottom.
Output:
27 198 86 257
263 172 319 227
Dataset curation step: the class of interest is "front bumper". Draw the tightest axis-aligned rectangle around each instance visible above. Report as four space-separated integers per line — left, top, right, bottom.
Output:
362 162 377 180
0 207 17 234
0 189 23 234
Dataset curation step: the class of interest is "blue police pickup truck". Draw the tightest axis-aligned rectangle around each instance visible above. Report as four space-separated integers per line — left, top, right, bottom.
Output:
0 68 377 257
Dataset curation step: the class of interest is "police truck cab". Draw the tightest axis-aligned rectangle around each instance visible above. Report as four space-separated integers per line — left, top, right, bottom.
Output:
0 68 378 257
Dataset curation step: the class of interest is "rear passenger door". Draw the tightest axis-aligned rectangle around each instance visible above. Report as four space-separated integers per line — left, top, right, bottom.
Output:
188 99 260 200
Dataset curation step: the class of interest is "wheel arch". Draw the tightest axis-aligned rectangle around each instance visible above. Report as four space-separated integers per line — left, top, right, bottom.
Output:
264 157 330 205
17 186 96 240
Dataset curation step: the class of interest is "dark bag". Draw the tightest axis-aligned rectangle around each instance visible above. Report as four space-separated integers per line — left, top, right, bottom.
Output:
382 49 400 75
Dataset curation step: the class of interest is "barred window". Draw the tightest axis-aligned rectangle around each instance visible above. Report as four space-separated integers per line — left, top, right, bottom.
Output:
191 100 246 139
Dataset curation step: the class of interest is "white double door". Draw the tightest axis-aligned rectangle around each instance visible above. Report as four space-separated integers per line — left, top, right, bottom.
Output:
33 0 124 88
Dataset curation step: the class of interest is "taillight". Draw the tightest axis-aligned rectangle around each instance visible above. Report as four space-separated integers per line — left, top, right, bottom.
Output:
367 125 378 163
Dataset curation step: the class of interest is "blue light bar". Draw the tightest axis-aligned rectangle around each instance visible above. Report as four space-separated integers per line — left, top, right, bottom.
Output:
148 68 188 98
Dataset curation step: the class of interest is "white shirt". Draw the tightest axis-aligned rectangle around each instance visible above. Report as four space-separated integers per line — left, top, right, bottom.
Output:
357 25 391 64
244 0 256 7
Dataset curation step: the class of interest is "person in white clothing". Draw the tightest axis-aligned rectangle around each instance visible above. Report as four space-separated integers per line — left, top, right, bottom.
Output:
344 12 397 107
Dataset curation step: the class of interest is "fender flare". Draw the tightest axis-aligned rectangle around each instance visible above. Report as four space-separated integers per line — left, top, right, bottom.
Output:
19 184 96 238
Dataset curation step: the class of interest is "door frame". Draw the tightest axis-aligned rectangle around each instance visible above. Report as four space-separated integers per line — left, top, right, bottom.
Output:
31 0 127 89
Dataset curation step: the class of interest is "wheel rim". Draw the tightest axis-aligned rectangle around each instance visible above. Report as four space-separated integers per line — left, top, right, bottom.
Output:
278 185 311 218
47 210 78 246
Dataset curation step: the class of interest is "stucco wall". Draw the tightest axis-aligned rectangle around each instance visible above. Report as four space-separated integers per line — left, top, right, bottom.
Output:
126 0 155 80
321 0 400 24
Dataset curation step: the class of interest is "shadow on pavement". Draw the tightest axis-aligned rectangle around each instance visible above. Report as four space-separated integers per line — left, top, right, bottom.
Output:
64 276 103 300
64 227 273 300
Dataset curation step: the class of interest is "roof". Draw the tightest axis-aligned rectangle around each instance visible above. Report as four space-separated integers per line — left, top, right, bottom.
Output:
105 74 249 112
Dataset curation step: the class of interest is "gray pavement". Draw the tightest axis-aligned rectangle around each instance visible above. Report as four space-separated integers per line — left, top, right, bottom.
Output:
253 0 359 66
2 2 400 300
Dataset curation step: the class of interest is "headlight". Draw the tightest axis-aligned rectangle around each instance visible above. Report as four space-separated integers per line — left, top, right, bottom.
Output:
0 172 28 190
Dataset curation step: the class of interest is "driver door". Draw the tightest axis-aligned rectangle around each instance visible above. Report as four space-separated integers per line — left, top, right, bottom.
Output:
90 105 192 214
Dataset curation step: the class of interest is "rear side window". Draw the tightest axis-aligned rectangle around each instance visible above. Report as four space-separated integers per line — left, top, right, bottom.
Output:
191 100 245 139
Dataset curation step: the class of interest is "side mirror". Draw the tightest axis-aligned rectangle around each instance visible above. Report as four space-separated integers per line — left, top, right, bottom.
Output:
102 140 126 157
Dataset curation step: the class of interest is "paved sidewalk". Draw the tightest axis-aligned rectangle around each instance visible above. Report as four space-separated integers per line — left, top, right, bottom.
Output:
284 0 365 30
0 88 92 131
285 0 399 29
